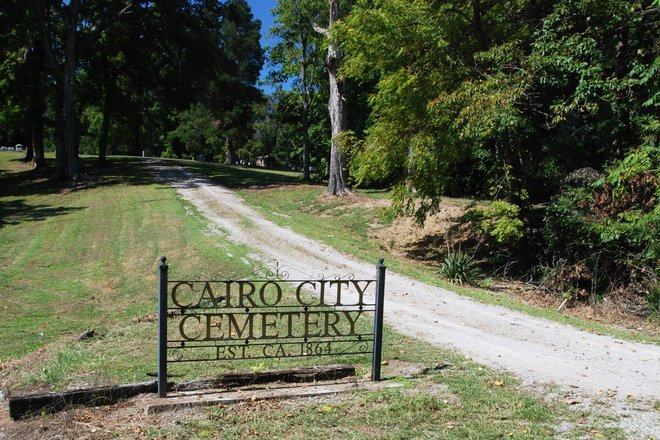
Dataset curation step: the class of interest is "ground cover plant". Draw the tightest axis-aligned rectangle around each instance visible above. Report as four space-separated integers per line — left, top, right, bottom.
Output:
0 154 624 438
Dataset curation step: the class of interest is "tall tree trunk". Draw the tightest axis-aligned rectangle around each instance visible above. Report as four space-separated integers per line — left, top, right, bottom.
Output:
38 0 82 181
61 54 80 180
62 0 81 180
132 113 142 156
225 137 236 164
37 0 128 180
98 91 112 166
472 0 488 52
53 89 66 180
28 75 46 168
23 145 35 163
319 0 350 196
301 32 311 181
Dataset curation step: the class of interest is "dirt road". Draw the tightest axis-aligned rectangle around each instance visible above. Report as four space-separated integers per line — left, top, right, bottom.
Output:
150 162 659 436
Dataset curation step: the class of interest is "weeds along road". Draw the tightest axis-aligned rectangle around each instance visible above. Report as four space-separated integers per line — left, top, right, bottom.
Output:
150 162 659 420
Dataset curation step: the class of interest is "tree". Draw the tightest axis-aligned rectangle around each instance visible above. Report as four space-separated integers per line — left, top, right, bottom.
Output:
35 0 130 181
269 0 326 180
314 0 351 195
207 0 264 164
168 103 222 158
0 2 47 168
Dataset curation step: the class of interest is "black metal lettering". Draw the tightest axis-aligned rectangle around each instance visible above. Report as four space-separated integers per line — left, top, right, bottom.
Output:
295 281 316 305
238 282 258 307
259 281 283 306
351 280 374 306
260 313 279 338
323 311 342 336
279 312 301 337
227 314 254 339
318 280 328 305
171 282 193 308
304 312 321 337
179 314 201 340
343 311 362 335
329 280 350 306
198 282 220 307
219 281 233 307
205 313 225 340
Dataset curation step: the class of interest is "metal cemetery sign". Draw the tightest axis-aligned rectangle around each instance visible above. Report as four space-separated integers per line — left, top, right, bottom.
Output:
157 257 386 397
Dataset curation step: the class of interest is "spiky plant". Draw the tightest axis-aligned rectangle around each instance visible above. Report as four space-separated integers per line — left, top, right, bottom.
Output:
439 251 482 285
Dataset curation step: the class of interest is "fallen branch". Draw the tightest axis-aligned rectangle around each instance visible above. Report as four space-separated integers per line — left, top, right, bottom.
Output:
557 298 569 312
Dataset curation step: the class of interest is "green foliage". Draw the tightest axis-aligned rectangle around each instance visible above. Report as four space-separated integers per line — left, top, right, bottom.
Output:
167 103 223 158
647 285 660 316
439 251 482 286
340 0 659 211
466 201 525 244
543 146 660 303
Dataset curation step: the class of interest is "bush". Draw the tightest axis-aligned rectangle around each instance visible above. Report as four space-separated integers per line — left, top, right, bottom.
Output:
439 251 482 285
465 200 525 244
542 146 660 309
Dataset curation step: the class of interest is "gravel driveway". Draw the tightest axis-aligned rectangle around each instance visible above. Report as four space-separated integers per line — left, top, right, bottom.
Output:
150 162 659 438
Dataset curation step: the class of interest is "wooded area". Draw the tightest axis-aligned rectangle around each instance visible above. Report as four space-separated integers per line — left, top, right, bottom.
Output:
1 0 658 312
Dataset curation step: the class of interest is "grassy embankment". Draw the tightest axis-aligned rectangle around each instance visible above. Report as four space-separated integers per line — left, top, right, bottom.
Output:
180 160 659 345
0 154 622 438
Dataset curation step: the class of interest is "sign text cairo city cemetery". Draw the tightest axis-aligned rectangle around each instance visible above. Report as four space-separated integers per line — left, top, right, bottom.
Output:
157 258 387 397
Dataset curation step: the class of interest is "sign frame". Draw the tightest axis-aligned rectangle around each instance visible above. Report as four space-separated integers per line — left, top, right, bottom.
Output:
157 257 386 398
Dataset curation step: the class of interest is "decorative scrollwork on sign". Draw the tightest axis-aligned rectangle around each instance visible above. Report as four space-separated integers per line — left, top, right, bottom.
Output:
261 261 290 281
316 272 356 281
169 348 184 362
181 261 361 283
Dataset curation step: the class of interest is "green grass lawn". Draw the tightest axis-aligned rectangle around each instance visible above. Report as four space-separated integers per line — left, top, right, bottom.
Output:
0 154 624 438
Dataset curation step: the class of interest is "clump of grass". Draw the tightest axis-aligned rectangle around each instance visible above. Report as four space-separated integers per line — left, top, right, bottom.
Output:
28 347 99 389
439 251 482 285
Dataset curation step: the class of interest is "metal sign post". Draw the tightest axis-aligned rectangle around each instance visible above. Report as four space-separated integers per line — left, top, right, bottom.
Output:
157 256 168 398
372 258 386 381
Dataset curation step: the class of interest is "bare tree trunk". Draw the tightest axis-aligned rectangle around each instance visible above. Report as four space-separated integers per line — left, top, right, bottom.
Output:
29 80 46 168
98 92 112 166
317 0 350 196
36 0 129 181
62 35 80 180
38 0 81 181
301 32 311 181
225 137 236 164
472 0 488 52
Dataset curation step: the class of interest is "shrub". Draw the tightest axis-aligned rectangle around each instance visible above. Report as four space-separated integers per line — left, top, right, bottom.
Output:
465 200 525 244
542 146 660 309
439 251 482 285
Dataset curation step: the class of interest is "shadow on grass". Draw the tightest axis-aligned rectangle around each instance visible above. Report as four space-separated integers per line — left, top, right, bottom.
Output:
180 159 311 189
0 198 86 227
0 157 152 227
0 156 316 227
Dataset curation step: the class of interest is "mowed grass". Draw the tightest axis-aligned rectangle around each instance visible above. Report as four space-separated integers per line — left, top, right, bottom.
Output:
0 154 621 438
0 154 268 388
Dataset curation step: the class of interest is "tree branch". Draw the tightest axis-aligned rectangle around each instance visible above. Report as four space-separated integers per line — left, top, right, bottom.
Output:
78 3 131 57
443 8 471 24
312 23 328 37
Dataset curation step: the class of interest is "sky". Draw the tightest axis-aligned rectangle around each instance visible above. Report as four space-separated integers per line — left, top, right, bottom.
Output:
247 0 281 94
